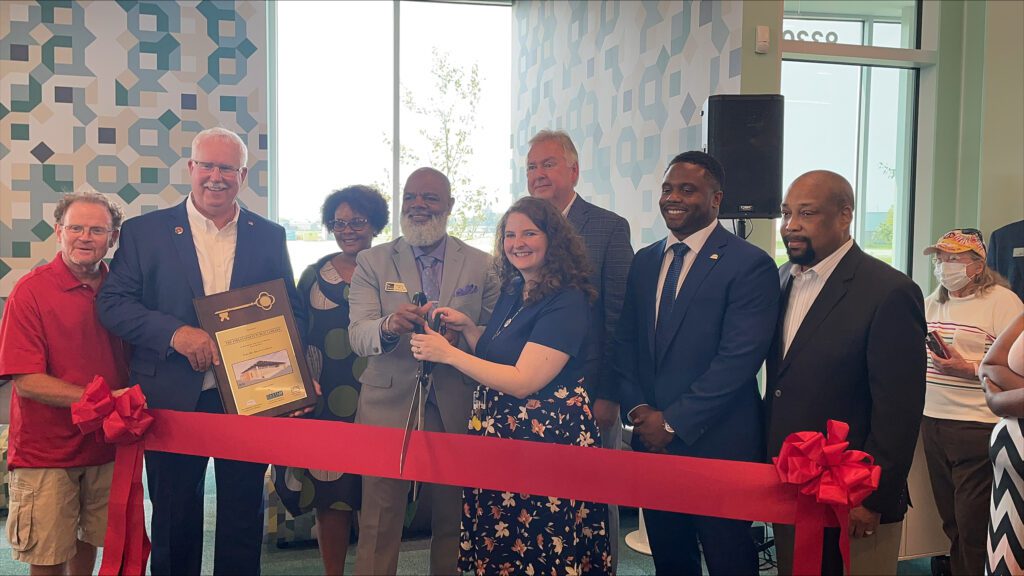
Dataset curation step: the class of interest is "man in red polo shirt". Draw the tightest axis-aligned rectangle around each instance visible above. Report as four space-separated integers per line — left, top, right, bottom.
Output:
0 191 129 575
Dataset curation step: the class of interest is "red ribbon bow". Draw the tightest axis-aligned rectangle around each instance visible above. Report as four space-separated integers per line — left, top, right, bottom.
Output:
72 377 153 576
773 420 881 574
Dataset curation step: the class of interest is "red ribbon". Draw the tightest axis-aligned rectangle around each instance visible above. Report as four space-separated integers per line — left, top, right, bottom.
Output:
71 377 153 576
773 419 882 574
87 385 869 576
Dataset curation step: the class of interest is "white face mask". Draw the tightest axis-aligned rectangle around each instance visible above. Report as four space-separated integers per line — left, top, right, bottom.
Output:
934 261 971 291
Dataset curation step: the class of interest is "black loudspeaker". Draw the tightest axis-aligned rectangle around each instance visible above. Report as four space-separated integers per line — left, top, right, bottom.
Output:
702 94 784 219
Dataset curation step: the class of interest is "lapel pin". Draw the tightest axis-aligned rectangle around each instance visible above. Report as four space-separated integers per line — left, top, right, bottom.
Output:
174 226 184 235
248 220 254 226
710 254 719 260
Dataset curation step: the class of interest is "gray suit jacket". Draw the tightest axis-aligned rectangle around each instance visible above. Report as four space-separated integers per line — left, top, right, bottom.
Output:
566 196 633 401
348 235 499 434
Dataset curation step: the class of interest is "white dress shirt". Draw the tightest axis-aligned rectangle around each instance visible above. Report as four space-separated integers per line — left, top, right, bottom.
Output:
561 192 578 217
654 218 719 322
185 195 239 390
782 237 854 356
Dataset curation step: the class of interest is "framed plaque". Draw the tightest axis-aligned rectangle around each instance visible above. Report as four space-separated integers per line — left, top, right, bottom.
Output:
194 279 316 417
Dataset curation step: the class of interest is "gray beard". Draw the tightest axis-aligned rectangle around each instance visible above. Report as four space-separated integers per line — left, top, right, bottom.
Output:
401 212 449 247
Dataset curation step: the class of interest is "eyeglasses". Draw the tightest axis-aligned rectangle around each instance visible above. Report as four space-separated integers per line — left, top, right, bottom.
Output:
63 224 113 237
192 161 242 179
327 218 369 232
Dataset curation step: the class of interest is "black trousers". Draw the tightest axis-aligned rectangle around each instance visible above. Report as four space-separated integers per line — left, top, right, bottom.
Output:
645 508 759 575
146 390 268 575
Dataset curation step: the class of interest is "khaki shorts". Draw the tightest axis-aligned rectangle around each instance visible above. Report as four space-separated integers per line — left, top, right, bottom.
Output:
7 462 114 566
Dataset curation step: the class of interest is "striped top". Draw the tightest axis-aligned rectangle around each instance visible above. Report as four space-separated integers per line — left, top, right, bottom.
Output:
924 285 1023 422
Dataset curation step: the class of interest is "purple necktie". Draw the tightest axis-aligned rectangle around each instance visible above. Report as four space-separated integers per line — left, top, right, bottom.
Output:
421 255 440 302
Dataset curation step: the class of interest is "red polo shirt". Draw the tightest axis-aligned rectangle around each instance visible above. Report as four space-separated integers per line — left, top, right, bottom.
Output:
0 254 129 469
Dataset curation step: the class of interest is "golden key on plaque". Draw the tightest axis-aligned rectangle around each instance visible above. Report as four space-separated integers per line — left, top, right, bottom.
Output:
214 291 276 321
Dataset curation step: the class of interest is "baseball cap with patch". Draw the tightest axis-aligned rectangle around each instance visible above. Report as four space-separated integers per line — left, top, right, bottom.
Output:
923 228 987 260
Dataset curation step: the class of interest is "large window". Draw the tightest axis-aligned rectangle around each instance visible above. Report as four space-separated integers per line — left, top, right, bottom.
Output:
781 1 919 271
274 1 511 275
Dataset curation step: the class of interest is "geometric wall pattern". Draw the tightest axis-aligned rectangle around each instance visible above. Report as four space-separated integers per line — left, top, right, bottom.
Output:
0 0 267 304
511 0 743 247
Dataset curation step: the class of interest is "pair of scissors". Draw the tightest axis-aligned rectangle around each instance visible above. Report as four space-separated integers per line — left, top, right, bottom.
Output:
398 292 444 501
398 361 432 500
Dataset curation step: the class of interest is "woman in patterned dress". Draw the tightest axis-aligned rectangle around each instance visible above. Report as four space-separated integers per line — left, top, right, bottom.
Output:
412 196 612 575
272 185 388 575
981 313 1024 576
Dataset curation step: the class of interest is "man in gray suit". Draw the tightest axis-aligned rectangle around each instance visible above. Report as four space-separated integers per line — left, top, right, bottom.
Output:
348 167 499 576
527 130 634 567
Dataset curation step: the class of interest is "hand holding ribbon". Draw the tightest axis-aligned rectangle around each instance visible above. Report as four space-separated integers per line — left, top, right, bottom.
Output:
72 377 153 576
773 419 881 574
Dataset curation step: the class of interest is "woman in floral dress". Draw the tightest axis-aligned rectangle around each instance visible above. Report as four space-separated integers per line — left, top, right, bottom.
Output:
412 196 612 575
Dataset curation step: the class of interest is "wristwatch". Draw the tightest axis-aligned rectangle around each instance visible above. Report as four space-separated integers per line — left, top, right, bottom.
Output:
381 314 400 342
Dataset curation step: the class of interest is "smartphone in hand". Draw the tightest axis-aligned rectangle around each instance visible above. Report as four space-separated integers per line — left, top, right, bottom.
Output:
926 331 950 359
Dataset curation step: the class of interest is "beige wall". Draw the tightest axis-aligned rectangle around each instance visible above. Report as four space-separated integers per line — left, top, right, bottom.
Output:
978 0 1024 236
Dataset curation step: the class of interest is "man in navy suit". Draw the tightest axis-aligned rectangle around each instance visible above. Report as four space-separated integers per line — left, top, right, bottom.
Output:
97 127 305 575
614 151 779 575
987 219 1024 302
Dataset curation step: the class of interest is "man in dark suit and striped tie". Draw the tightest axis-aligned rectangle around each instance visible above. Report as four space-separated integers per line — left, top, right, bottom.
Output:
527 130 634 568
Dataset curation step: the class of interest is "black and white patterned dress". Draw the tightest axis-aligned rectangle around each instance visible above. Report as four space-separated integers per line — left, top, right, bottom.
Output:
987 331 1024 575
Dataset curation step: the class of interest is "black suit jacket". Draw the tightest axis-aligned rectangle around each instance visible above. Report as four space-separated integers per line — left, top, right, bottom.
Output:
765 244 926 522
566 195 633 402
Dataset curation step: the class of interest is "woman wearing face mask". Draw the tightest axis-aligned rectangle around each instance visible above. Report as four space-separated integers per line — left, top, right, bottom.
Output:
921 229 1023 576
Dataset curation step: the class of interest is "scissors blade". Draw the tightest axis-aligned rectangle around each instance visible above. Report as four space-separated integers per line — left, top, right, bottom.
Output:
398 371 423 475
411 374 433 501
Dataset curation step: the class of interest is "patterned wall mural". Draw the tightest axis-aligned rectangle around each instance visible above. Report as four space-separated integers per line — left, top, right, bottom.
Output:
511 0 743 246
0 0 268 303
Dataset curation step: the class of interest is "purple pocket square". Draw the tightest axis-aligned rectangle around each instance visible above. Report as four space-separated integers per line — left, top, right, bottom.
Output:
455 284 478 297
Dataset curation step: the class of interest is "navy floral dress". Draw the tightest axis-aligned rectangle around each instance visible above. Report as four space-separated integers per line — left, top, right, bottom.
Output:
458 284 613 576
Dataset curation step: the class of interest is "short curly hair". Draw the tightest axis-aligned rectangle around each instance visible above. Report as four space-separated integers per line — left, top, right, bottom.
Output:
54 190 124 230
493 196 596 306
320 185 389 236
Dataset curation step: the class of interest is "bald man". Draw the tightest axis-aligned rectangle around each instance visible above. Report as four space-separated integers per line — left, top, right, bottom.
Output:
348 167 499 575
764 171 926 575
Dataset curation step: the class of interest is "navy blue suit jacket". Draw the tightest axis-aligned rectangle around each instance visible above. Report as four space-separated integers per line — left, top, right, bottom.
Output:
614 223 779 462
987 220 1024 302
97 200 302 412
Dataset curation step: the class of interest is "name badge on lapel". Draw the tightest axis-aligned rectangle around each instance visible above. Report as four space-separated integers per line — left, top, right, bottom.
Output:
1013 247 1024 257
385 281 408 293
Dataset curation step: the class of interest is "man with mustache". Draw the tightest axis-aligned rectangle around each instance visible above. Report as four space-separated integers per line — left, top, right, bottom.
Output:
765 170 926 575
614 151 779 574
348 167 499 575
98 127 305 575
